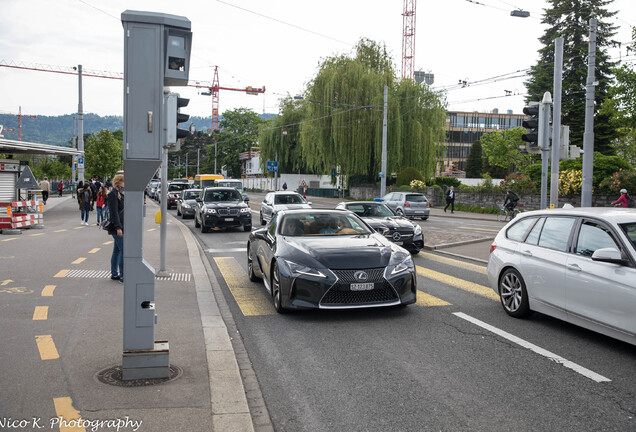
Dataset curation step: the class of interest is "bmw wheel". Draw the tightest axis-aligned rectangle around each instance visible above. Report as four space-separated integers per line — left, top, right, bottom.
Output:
499 268 531 318
272 262 286 314
247 247 260 282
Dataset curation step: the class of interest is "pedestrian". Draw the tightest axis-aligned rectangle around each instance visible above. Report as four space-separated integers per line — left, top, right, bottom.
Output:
78 183 92 225
96 186 108 227
89 179 98 211
107 174 124 282
105 177 113 189
444 186 456 213
282 182 288 191
57 179 64 197
39 176 50 205
611 189 632 208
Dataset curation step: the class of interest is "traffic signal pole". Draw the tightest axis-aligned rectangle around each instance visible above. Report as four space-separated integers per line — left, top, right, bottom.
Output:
550 37 564 208
539 93 551 210
581 19 597 207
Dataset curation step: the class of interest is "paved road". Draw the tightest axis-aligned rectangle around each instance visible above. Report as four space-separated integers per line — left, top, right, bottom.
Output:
165 192 636 432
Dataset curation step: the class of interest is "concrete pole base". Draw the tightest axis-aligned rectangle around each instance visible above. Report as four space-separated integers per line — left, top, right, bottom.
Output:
122 340 170 380
155 270 171 278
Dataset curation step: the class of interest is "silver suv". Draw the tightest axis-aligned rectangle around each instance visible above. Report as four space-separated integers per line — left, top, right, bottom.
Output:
382 192 430 220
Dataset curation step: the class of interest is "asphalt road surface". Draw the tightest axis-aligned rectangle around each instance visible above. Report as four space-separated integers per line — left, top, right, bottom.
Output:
164 193 636 432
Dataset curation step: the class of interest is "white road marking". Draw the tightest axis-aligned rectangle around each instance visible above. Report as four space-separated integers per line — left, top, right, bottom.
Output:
205 248 245 253
453 312 611 383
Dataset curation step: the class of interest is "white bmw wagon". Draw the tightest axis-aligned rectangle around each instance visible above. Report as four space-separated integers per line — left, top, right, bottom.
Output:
487 207 636 345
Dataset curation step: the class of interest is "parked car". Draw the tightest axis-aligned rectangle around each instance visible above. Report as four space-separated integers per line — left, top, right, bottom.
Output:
382 192 430 220
154 183 162 202
146 179 160 197
194 187 252 233
335 201 423 254
247 209 417 313
487 207 636 346
176 188 201 219
167 181 191 209
259 191 312 225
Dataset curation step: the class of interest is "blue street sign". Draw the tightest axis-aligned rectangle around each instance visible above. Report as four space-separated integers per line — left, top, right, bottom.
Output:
266 161 278 172
378 172 385 178
78 157 84 165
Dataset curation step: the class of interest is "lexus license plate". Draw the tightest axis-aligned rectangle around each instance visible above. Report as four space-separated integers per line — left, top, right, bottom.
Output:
224 218 234 222
350 282 374 291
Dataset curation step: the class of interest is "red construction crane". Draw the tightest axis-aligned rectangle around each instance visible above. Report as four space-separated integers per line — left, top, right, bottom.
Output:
402 0 417 80
0 125 15 138
0 60 265 133
16 106 36 141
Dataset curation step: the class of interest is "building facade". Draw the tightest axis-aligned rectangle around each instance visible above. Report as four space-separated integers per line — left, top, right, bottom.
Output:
441 110 525 176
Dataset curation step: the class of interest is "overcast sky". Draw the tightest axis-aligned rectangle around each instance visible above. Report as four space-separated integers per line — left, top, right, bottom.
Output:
1 0 634 125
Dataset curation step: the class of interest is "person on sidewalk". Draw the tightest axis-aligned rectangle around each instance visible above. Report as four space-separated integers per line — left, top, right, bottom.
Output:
78 183 92 225
107 174 124 282
57 179 64 197
611 189 631 208
39 177 50 205
444 186 456 213
282 182 288 191
96 186 108 226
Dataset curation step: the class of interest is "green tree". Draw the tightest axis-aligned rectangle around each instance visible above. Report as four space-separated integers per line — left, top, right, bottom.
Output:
208 108 262 178
84 129 123 179
481 127 537 174
525 0 618 153
465 141 483 178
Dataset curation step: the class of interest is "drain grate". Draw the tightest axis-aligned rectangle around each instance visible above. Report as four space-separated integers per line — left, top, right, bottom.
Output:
96 365 182 387
64 269 191 281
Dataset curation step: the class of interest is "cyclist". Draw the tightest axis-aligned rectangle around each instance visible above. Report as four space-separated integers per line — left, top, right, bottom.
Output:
503 190 519 213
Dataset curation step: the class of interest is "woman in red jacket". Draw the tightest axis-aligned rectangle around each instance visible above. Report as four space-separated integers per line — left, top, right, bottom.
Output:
96 186 108 226
611 189 630 208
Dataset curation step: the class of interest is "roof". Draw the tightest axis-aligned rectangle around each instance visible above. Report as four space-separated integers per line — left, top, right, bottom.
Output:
518 207 636 224
0 138 83 156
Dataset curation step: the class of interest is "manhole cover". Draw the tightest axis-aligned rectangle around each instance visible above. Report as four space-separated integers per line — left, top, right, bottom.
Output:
96 365 182 387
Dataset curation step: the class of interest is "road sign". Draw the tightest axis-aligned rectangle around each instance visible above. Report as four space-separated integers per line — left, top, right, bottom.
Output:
266 161 278 172
282 130 287 136
378 172 385 178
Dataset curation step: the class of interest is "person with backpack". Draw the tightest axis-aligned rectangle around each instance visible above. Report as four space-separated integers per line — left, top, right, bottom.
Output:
611 189 633 208
107 174 124 282
503 190 519 212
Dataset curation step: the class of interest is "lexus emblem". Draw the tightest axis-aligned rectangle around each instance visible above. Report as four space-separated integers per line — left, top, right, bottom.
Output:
392 232 401 241
354 271 368 281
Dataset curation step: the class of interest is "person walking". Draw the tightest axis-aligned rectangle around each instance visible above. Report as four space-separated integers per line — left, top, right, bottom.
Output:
107 174 124 282
39 177 51 205
78 183 92 225
444 186 456 213
57 180 64 197
89 179 98 211
282 182 288 191
611 189 631 208
96 186 108 227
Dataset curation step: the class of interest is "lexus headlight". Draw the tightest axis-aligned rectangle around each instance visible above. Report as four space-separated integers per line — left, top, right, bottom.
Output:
391 256 414 275
240 207 251 213
206 208 217 214
413 224 422 235
283 259 326 278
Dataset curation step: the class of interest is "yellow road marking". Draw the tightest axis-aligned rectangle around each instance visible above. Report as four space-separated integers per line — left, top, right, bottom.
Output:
53 397 86 432
71 258 86 265
54 229 68 232
416 266 498 301
54 270 70 278
30 233 45 236
35 335 59 360
73 226 85 230
2 237 18 242
416 290 452 307
419 252 487 275
88 248 100 254
1 279 13 286
214 257 275 316
458 226 499 232
103 241 113 245
33 306 49 320
42 285 56 296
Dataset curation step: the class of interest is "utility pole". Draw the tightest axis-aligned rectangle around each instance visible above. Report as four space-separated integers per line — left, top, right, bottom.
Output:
581 18 597 207
159 146 168 274
550 37 564 208
540 93 551 210
380 85 388 197
77 65 85 183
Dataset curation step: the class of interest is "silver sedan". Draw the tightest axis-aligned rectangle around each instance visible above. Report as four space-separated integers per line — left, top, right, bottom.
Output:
259 191 312 225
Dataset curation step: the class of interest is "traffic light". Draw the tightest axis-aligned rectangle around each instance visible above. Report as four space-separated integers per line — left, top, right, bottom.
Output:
521 103 540 152
165 92 191 148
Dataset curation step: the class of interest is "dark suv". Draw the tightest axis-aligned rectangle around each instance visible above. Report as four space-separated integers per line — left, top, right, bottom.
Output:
194 187 252 233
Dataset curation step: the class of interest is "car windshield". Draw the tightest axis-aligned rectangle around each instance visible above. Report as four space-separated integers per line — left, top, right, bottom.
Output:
169 183 189 192
280 213 372 236
274 194 306 205
406 194 427 202
216 181 243 190
204 189 242 202
620 223 636 249
346 203 394 218
183 190 200 200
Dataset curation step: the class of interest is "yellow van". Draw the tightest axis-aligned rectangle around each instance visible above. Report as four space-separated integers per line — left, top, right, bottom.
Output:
194 174 223 189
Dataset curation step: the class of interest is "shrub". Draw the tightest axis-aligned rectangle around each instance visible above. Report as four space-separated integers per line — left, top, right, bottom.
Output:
598 169 636 194
559 169 582 196
396 167 424 186
499 172 539 194
410 179 427 191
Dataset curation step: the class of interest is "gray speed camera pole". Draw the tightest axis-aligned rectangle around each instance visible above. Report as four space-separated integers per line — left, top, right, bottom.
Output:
581 19 597 207
550 37 564 209
121 10 192 380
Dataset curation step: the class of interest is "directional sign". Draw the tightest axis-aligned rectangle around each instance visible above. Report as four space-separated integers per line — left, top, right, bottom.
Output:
266 161 278 172
15 165 40 190
77 156 85 174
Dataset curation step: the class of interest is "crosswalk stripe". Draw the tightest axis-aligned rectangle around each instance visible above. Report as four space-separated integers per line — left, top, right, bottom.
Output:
419 252 487 275
71 258 86 265
416 266 499 301
41 285 56 296
416 291 452 307
214 257 275 316
88 248 100 254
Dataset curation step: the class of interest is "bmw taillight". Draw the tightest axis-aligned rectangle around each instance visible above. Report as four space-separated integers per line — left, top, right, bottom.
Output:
490 242 497 254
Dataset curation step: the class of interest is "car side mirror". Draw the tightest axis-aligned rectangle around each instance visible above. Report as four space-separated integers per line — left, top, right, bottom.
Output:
307 202 312 206
253 229 267 240
196 197 202 203
591 247 628 265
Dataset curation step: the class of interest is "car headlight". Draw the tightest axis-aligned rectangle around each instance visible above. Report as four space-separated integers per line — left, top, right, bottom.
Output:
283 259 326 278
413 224 422 235
182 203 190 209
240 207 251 213
391 256 414 275
206 208 217 214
